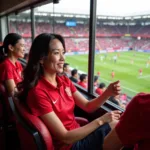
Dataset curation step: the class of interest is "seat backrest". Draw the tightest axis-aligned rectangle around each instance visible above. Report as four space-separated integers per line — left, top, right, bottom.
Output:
0 83 15 123
8 96 89 150
0 83 8 120
8 97 54 150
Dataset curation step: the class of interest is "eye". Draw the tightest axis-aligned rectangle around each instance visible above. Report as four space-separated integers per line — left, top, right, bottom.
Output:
54 51 59 55
63 51 66 55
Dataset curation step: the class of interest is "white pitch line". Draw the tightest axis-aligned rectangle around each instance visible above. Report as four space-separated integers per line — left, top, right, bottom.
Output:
138 75 150 79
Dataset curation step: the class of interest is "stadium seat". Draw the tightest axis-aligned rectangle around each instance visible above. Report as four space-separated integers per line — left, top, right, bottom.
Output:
0 83 19 150
0 83 15 127
8 97 89 150
0 84 6 150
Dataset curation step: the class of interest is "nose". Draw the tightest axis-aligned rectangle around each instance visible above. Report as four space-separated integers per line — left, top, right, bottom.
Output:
60 53 65 61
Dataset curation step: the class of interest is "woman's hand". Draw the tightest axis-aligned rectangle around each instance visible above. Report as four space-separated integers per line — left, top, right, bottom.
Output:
99 110 121 124
105 80 121 97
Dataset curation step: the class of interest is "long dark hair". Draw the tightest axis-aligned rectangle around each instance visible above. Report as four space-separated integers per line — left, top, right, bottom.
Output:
0 33 22 55
18 33 65 101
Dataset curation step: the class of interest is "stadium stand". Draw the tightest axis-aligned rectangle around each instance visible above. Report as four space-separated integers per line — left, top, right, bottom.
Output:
9 21 150 52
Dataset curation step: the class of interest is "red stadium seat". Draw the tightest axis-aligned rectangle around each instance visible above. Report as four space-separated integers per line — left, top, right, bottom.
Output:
8 97 89 150
0 83 18 150
0 84 6 150
0 83 5 120
0 83 15 126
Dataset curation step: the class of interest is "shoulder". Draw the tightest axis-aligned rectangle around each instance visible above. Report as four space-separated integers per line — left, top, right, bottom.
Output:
29 79 47 94
16 60 22 67
2 59 10 66
132 92 149 103
58 75 71 85
1 59 12 71
28 84 48 101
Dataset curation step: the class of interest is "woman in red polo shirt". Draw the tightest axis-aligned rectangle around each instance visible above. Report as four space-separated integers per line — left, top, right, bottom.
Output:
0 33 25 96
19 33 121 150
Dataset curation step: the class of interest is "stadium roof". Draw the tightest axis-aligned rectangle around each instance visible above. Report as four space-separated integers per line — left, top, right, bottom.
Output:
36 0 150 17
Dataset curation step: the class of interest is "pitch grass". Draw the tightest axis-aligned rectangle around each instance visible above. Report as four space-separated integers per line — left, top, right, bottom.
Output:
65 51 150 97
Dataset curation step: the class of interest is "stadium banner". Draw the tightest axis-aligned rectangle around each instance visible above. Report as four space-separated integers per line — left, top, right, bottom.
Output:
137 50 144 52
65 52 75 55
66 49 129 55
108 50 115 52
116 49 129 52
136 50 150 53
144 50 150 53
99 50 107 53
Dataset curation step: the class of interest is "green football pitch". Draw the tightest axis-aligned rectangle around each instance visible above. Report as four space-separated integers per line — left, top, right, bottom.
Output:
66 51 150 97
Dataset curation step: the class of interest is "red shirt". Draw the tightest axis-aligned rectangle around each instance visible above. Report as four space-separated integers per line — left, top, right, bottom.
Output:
139 69 142 73
78 81 87 89
111 72 115 77
27 75 80 150
97 72 100 76
0 58 23 84
116 93 150 150
95 88 103 95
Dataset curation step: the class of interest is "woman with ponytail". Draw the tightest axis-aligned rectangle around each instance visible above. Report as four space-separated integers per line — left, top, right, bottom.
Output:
20 33 121 150
0 33 25 96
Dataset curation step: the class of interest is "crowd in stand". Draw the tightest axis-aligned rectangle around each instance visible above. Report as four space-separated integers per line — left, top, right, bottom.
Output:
9 22 150 52
0 33 150 150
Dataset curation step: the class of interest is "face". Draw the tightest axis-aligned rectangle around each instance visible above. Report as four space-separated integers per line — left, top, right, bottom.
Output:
11 38 25 58
83 76 88 83
102 87 106 92
64 65 70 72
75 73 79 79
43 39 65 74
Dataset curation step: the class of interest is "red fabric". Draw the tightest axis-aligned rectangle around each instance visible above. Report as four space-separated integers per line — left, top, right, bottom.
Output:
0 58 23 84
14 99 54 150
0 83 15 122
139 69 142 73
111 72 115 77
78 81 87 89
115 93 150 150
97 72 100 76
95 88 103 95
27 75 80 150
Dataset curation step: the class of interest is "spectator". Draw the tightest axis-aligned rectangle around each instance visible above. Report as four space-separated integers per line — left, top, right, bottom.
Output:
19 33 121 150
96 83 106 95
120 93 127 104
63 63 71 77
78 74 88 89
94 75 99 90
0 33 25 96
70 69 78 83
103 93 150 150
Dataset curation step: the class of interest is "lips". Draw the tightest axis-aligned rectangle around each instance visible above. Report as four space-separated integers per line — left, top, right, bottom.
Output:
58 64 64 68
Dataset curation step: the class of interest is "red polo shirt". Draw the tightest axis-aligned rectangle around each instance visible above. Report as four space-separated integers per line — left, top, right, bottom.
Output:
95 88 103 95
27 75 80 150
78 81 87 89
111 72 115 77
0 58 23 84
115 93 150 150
